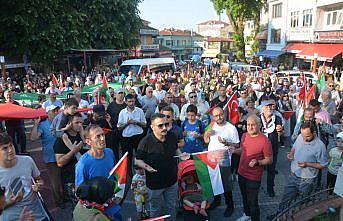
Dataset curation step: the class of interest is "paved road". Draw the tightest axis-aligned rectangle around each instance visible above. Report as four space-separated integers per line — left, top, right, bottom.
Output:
25 120 292 221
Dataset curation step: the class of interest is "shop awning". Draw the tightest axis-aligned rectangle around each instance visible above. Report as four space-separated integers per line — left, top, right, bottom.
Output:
283 43 343 62
255 50 285 58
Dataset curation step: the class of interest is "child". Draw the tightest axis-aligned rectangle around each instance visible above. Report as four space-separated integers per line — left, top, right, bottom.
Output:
182 104 205 154
182 174 208 217
131 167 148 219
327 132 343 194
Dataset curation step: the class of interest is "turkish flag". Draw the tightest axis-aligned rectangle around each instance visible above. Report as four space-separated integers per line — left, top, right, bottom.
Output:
52 74 59 85
225 91 239 124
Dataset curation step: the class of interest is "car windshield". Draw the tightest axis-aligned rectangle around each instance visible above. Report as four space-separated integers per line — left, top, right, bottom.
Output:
118 65 140 76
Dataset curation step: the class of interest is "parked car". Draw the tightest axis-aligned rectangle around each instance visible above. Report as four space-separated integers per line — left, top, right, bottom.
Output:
275 70 317 82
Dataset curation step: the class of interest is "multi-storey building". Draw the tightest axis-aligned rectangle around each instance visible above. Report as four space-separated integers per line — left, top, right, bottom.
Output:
263 0 343 69
156 28 203 60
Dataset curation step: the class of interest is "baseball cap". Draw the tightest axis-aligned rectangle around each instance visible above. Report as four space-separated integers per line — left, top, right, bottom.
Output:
93 104 106 116
337 132 343 140
259 100 274 108
45 105 59 113
116 88 125 94
309 99 321 106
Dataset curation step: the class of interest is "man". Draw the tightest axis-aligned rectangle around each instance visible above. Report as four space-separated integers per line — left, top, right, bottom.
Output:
327 82 341 106
0 134 47 221
153 81 166 103
4 90 27 154
75 124 116 186
155 92 180 120
51 98 79 138
45 81 61 95
203 107 239 217
54 113 84 204
309 99 331 125
42 91 63 109
210 84 228 108
235 115 273 221
320 90 337 122
117 94 146 165
160 106 184 149
268 121 327 220
107 88 127 161
30 105 64 207
141 86 158 125
135 113 189 220
169 80 185 110
74 89 89 109
180 92 209 121
185 82 202 102
259 100 283 197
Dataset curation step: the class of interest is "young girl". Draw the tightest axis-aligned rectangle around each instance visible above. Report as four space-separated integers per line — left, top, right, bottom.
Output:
131 167 148 219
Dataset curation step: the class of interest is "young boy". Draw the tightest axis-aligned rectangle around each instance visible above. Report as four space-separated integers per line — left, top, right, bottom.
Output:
181 104 205 153
131 166 148 219
327 132 343 194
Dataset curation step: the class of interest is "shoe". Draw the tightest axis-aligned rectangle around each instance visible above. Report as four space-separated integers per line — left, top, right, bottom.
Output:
224 207 234 217
268 190 276 197
209 200 220 210
236 213 251 221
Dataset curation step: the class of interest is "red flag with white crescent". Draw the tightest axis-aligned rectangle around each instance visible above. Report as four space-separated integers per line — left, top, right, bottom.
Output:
224 91 239 124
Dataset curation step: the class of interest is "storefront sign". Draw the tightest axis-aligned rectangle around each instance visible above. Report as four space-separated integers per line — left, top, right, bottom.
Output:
288 28 311 41
140 29 159 36
314 31 343 43
140 44 159 51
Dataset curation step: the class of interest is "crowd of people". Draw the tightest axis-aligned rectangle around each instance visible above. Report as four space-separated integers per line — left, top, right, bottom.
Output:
0 61 342 221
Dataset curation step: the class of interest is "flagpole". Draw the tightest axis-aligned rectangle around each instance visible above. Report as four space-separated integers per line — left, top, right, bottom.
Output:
108 152 128 178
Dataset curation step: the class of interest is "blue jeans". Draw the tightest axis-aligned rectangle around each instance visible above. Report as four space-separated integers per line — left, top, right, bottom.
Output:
278 173 315 212
148 182 178 220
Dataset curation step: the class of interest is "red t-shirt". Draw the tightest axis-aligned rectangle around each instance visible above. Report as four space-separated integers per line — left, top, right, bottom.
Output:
238 133 273 181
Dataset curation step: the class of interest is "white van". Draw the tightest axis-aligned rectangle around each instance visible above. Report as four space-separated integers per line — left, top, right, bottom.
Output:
276 70 317 82
119 58 176 76
223 62 262 72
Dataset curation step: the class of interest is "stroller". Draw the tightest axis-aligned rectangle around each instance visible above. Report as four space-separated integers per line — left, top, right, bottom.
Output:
177 160 210 221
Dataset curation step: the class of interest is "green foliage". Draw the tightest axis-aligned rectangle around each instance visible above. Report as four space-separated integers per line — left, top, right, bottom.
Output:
0 0 141 66
211 0 265 61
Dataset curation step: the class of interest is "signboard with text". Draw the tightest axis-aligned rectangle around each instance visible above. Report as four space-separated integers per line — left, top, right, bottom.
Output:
314 31 343 43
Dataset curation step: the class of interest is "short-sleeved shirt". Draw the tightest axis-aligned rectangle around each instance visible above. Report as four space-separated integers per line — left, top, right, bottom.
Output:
42 99 63 109
181 120 205 153
0 156 46 221
291 135 328 179
260 114 283 152
208 121 240 167
238 133 272 181
117 107 146 137
328 147 343 175
37 119 57 163
53 132 83 183
75 148 116 186
136 132 178 190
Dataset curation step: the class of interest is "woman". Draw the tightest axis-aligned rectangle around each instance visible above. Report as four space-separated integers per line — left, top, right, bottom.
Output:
73 177 117 221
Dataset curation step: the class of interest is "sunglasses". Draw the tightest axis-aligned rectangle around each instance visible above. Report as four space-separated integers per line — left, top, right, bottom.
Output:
156 122 169 129
329 85 334 87
189 95 197 98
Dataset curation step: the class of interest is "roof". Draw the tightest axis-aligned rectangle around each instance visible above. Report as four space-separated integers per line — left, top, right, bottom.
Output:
197 20 229 26
159 28 203 37
283 43 343 62
204 36 233 42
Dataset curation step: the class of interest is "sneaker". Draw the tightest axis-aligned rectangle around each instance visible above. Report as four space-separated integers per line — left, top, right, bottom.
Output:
223 207 234 217
236 213 251 221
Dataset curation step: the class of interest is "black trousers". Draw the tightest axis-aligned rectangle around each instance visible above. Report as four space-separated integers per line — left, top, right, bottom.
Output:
327 172 337 194
238 174 261 221
6 126 26 153
122 133 144 176
266 151 278 191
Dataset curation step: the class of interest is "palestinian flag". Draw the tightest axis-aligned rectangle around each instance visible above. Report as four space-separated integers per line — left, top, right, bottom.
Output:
317 71 326 91
193 150 225 199
143 215 171 221
282 111 295 120
205 121 215 132
108 152 128 198
296 85 316 123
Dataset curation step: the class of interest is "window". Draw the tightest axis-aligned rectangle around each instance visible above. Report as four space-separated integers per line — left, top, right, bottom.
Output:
327 13 331 25
303 9 313 27
290 11 299 27
271 29 281 43
166 40 172 46
332 11 337 25
272 3 282 18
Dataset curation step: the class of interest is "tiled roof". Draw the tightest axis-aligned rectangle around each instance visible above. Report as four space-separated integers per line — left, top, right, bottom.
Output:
204 36 233 42
159 28 203 37
197 20 229 26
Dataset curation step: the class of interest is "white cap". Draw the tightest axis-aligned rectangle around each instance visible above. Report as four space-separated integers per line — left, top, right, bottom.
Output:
337 132 343 140
45 105 59 113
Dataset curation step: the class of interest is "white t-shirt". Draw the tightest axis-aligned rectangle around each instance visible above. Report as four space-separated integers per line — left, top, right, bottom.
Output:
153 90 166 102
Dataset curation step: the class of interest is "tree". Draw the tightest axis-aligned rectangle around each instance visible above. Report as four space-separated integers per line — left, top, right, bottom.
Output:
0 0 141 66
211 0 265 61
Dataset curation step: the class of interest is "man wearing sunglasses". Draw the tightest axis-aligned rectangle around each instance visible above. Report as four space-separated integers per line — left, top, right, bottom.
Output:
180 91 209 122
135 113 189 220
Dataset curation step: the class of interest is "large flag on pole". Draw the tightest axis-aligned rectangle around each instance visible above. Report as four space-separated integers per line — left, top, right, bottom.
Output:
193 150 225 199
52 74 59 86
109 152 128 198
223 91 239 124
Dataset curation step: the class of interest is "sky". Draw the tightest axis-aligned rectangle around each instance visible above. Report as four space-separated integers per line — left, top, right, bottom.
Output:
138 0 228 31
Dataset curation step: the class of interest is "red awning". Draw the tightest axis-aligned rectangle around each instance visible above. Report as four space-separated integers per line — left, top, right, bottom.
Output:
283 43 343 62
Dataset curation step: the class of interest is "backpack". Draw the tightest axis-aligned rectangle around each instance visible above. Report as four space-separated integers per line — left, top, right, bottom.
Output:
182 119 204 134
